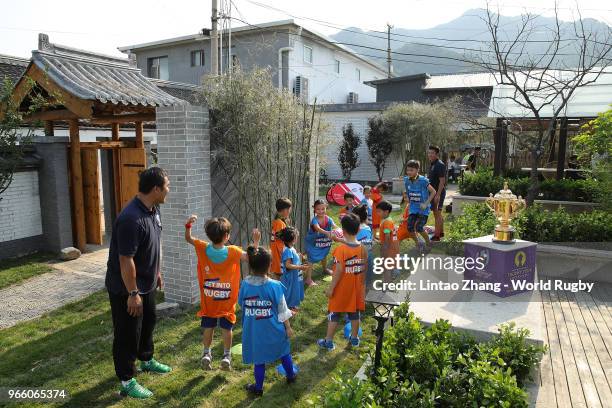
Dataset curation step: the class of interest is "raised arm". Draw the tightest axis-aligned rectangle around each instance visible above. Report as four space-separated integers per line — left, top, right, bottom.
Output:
184 215 198 246
240 228 262 261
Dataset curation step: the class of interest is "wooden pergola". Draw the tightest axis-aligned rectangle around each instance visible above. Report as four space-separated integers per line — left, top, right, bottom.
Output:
492 117 591 179
9 34 185 251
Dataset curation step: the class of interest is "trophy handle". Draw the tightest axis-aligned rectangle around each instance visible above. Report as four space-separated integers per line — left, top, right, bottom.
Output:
485 193 495 212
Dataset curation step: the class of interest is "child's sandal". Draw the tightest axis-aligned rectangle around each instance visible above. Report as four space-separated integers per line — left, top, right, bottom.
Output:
245 384 263 397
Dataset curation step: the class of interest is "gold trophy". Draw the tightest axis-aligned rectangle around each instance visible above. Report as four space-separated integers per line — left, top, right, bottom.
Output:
485 182 526 244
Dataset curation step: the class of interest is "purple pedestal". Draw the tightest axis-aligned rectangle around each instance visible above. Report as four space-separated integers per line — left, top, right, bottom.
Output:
463 235 537 298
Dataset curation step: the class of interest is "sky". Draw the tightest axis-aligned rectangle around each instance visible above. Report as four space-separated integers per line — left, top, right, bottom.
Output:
1 0 610 58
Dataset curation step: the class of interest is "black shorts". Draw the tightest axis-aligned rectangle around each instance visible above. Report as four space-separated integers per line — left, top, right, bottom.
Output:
328 311 361 322
201 316 234 330
407 213 428 233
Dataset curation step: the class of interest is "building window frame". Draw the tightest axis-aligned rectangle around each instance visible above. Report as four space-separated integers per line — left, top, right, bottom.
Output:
303 45 313 64
356 67 361 81
147 56 169 80
190 50 205 67
334 59 340 74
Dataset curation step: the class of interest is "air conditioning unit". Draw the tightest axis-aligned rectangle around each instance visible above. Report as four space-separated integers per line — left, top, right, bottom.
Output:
294 76 309 102
347 92 359 104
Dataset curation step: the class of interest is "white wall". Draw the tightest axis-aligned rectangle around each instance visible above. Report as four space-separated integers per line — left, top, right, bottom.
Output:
289 36 384 104
0 170 43 242
320 110 403 183
19 127 158 143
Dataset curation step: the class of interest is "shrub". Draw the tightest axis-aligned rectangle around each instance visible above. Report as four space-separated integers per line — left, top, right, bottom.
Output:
459 170 601 202
447 203 612 244
514 205 612 243
317 302 544 407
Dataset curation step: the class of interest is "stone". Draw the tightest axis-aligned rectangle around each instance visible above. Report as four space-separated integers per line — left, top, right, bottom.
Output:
156 301 181 317
60 247 81 261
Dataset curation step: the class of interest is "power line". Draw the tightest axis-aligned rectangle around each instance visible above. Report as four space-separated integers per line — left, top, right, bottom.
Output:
230 16 612 75
244 0 611 47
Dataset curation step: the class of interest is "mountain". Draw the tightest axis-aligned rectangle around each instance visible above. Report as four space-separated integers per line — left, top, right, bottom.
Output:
331 9 611 76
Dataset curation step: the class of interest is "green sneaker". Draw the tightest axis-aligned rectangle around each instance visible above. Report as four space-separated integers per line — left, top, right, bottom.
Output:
119 378 153 399
140 358 172 374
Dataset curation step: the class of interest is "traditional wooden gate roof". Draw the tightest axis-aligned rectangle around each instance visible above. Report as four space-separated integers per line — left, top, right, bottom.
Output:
10 33 185 122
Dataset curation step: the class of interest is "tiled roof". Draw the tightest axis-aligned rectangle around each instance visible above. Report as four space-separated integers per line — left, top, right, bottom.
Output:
149 78 202 105
0 54 28 85
30 34 186 107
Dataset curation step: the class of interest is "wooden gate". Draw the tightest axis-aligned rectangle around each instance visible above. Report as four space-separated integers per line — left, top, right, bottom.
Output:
81 149 103 245
117 148 147 212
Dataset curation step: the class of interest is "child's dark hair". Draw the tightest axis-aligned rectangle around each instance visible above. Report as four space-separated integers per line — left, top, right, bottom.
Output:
276 226 298 246
246 246 271 276
450 155 456 160
205 217 231 244
377 200 393 214
428 145 440 155
406 160 420 170
340 212 360 235
313 199 326 211
276 197 292 212
376 182 388 192
363 185 371 192
344 192 355 200
352 204 368 223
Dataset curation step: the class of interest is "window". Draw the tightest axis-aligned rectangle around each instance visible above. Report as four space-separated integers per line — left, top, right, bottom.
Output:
334 59 340 74
356 68 361 81
191 50 205 67
303 45 313 64
231 54 240 69
148 56 168 80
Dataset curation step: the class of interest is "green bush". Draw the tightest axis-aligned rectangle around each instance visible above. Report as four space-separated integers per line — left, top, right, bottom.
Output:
446 203 612 244
514 205 612 243
458 170 601 202
317 302 544 407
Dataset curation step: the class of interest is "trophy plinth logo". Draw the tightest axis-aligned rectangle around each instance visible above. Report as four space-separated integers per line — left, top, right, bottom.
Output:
485 181 526 244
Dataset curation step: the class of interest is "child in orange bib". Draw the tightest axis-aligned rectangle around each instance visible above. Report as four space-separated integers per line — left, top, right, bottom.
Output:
370 181 387 236
317 212 367 350
185 215 260 371
377 200 399 283
270 198 292 280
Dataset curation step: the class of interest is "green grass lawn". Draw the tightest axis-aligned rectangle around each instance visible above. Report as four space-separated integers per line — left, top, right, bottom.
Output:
0 252 56 289
0 199 454 407
0 263 375 408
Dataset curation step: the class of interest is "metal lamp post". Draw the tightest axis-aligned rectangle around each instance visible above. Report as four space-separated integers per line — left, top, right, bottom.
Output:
366 291 401 371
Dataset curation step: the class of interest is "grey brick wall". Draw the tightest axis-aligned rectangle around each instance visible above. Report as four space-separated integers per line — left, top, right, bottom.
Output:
0 170 43 243
34 137 74 253
0 235 44 259
320 111 404 183
156 104 211 305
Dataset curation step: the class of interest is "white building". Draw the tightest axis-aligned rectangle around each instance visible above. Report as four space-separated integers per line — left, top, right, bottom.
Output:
118 20 387 104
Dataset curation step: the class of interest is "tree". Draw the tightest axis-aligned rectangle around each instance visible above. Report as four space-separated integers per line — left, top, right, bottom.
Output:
470 3 612 204
338 123 361 181
367 115 393 181
572 107 612 168
201 68 326 248
0 78 43 200
382 100 459 174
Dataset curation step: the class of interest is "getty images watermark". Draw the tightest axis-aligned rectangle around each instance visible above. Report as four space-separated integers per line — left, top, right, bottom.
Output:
369 254 595 294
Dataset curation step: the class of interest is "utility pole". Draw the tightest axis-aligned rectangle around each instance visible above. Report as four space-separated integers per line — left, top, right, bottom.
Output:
211 0 218 75
386 23 393 78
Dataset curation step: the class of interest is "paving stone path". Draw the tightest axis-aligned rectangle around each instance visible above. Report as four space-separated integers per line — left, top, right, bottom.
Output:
0 247 109 329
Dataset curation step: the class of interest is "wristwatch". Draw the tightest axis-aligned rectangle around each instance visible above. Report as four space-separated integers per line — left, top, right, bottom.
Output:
129 290 139 297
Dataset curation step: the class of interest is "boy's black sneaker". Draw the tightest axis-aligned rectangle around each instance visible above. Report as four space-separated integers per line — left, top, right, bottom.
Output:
245 383 263 397
287 374 298 385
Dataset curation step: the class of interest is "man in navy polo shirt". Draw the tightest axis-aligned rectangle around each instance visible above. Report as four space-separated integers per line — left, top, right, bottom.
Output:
427 145 447 241
105 167 172 399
